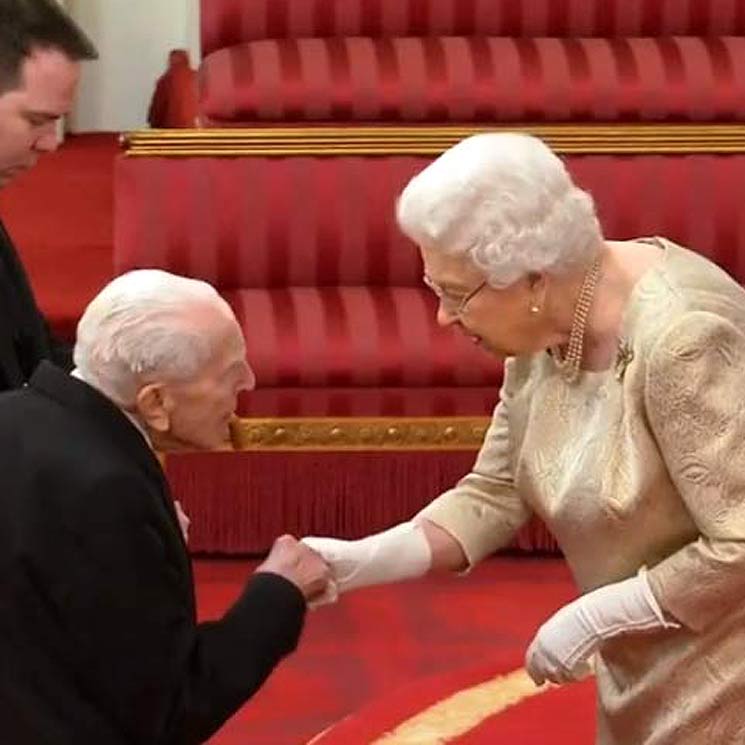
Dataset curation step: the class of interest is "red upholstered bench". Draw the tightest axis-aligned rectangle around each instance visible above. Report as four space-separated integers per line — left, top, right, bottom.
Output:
201 36 745 126
115 155 500 418
200 0 745 58
115 150 745 416
151 0 745 128
196 0 745 128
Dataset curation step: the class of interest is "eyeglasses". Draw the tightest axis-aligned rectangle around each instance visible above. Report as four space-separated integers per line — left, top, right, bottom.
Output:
422 274 488 317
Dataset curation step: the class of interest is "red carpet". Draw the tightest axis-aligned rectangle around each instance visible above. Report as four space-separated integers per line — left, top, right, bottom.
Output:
457 678 595 743
194 557 589 745
309 658 595 744
0 133 117 340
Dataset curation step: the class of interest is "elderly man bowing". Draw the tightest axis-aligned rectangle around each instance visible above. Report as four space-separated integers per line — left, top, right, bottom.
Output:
0 269 330 745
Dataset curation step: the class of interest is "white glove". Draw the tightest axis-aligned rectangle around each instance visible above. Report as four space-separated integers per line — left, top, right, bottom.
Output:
302 521 432 605
525 569 680 685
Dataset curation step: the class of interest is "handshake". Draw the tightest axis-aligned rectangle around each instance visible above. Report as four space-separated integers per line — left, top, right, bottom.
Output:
255 522 433 605
255 535 334 603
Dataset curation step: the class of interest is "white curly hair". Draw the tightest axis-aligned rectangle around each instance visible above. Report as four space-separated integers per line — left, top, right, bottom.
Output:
396 132 603 287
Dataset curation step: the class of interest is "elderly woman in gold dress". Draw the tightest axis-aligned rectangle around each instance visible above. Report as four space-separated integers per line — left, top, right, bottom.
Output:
304 132 745 744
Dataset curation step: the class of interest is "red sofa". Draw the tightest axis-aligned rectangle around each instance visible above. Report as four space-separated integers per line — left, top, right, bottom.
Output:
198 0 745 127
151 1 745 128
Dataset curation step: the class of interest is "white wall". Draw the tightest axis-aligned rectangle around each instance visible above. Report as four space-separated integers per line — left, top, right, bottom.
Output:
67 0 200 132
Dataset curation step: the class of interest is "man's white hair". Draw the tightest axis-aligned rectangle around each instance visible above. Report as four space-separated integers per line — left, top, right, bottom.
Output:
396 132 603 287
74 269 229 405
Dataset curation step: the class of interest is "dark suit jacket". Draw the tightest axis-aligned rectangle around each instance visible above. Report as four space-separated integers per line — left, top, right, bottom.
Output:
0 363 306 745
0 219 72 391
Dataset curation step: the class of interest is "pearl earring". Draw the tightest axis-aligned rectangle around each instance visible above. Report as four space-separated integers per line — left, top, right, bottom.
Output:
530 304 540 314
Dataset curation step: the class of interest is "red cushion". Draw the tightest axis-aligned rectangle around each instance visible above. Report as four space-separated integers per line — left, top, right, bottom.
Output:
115 154 428 287
200 35 745 124
570 154 745 283
115 153 745 290
224 286 499 388
201 0 745 58
115 151 745 415
235 385 499 416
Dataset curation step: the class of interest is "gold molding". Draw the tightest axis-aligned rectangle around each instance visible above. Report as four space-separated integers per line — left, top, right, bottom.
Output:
122 124 745 156
228 416 490 451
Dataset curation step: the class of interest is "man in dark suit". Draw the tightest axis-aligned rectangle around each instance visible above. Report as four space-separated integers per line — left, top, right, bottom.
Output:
0 0 97 390
0 269 331 744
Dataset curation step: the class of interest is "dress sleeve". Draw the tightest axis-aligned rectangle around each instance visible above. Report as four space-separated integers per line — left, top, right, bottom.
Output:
645 310 745 631
417 367 532 567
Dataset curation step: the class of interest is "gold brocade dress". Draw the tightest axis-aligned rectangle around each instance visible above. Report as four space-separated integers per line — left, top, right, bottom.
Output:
418 239 745 744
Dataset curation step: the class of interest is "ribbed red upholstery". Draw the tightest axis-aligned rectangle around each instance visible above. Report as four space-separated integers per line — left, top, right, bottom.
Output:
115 152 745 417
571 154 745 281
115 153 745 288
225 286 498 385
235 386 499 417
115 155 427 287
202 0 745 57
201 35 745 124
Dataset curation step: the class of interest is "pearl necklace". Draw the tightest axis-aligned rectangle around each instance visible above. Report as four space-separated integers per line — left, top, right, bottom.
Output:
551 256 602 383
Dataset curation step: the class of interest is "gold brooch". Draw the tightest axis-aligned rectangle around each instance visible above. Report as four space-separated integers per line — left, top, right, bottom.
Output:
614 339 634 381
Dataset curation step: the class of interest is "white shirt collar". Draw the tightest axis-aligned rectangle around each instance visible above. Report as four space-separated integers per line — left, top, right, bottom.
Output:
70 368 153 450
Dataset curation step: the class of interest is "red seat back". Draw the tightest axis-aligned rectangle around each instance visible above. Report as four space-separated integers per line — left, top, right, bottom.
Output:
201 0 745 57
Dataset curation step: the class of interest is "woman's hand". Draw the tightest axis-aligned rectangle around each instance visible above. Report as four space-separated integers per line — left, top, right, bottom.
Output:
525 570 680 685
301 521 432 605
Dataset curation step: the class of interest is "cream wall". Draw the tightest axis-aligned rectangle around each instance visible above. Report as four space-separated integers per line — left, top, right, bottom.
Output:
67 0 200 132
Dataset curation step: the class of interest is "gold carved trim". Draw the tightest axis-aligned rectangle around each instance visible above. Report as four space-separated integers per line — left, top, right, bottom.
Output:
122 124 745 156
229 416 490 451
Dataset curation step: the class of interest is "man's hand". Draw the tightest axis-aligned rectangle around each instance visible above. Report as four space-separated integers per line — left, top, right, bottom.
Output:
256 534 333 602
525 570 680 686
